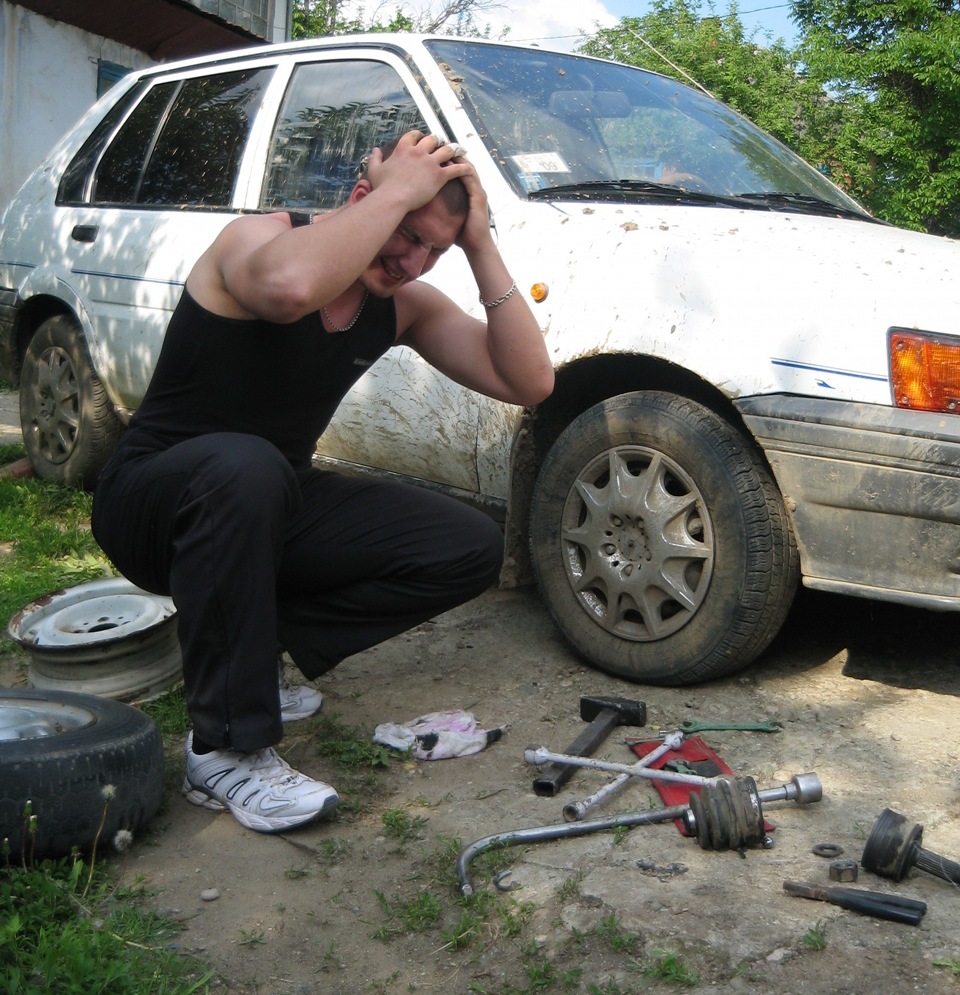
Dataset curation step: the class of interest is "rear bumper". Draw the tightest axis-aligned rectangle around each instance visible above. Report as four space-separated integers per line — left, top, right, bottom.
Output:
736 394 960 610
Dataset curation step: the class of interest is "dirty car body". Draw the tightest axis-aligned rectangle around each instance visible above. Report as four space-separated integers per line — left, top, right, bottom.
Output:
2 35 959 685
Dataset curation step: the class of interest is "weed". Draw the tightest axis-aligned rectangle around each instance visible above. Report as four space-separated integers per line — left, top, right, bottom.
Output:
373 889 443 939
237 928 266 947
612 824 630 845
381 807 427 843
934 957 960 975
312 713 394 768
283 865 310 880
802 919 828 951
643 948 699 986
555 873 581 902
321 941 341 971
439 908 481 950
314 837 353 862
593 913 639 954
497 899 534 938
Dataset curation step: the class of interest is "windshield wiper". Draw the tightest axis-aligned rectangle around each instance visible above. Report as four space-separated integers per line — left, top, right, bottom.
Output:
735 192 880 222
526 180 734 205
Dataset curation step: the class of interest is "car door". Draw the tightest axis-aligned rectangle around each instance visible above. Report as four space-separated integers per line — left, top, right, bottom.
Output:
252 53 484 494
54 61 279 415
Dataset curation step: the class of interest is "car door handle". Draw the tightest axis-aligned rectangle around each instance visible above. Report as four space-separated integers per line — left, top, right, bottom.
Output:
71 224 99 243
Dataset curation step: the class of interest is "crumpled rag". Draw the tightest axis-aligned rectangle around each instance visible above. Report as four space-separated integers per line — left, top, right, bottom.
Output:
373 709 506 760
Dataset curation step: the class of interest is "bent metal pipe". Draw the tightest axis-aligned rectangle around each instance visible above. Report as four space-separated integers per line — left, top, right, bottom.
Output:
456 773 822 897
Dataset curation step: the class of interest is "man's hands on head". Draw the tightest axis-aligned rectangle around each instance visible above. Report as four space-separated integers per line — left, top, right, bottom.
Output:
365 130 472 215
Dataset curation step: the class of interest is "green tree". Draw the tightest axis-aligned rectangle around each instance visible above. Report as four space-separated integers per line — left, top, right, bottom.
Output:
793 0 960 235
291 0 505 39
578 0 828 159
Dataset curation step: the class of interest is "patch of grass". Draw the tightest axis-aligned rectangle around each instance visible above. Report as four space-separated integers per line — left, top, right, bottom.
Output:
381 807 427 844
312 712 395 768
0 475 114 631
140 686 191 737
642 948 700 986
593 913 639 954
934 957 960 975
802 919 828 951
0 441 26 466
0 854 215 994
372 889 444 940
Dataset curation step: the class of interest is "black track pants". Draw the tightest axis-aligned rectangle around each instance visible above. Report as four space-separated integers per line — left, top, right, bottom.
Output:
91 433 504 751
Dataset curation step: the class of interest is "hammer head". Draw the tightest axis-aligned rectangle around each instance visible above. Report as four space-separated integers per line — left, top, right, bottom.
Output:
580 695 646 727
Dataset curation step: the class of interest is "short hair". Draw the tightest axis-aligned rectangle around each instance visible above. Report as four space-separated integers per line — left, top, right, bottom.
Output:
363 137 468 218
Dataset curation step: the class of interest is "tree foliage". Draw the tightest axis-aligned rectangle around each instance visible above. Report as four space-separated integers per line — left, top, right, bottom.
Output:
291 0 505 39
793 0 960 235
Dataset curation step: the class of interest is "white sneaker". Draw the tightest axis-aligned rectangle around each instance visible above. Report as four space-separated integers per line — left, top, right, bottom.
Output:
279 658 323 722
182 731 339 832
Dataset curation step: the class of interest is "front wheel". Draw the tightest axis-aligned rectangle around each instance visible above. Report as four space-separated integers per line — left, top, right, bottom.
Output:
530 391 799 685
20 314 123 487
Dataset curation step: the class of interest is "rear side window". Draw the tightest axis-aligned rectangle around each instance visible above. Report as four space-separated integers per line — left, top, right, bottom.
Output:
61 66 275 209
261 60 427 211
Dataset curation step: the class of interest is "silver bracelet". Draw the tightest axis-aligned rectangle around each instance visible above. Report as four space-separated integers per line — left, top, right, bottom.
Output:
479 280 517 309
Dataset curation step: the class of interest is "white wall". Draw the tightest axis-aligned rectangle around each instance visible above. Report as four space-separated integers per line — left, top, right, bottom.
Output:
0 4 155 210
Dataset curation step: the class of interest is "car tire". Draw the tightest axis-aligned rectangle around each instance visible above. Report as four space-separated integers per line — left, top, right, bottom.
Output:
0 689 164 859
530 391 799 685
20 314 123 488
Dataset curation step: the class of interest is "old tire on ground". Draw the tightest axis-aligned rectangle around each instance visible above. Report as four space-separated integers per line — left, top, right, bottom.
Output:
530 391 799 685
19 313 123 488
0 689 164 859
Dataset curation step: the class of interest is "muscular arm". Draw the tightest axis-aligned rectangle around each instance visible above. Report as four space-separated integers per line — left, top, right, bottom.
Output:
187 132 471 323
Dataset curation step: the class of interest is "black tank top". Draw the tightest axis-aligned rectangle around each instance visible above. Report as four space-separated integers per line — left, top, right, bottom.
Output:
118 221 396 470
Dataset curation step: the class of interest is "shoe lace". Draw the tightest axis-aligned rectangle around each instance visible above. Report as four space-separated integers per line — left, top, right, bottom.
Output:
246 747 303 787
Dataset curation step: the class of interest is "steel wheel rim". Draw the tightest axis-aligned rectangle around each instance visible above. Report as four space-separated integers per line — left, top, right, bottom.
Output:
24 345 80 465
559 445 715 641
0 696 97 742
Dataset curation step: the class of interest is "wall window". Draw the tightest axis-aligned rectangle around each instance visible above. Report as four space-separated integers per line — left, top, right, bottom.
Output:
97 60 130 98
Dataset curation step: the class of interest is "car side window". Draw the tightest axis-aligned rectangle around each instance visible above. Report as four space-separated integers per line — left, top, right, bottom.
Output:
261 60 427 211
69 66 275 209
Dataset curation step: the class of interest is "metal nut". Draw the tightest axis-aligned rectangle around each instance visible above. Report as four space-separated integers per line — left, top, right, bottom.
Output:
829 858 859 882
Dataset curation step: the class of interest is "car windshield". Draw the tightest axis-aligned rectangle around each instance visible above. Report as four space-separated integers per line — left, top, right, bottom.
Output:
425 40 869 219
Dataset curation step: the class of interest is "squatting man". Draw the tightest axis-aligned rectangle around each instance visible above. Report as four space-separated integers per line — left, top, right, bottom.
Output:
91 131 555 833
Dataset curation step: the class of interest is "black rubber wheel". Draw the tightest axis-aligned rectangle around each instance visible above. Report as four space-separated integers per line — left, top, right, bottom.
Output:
530 391 799 685
20 314 123 488
0 689 164 859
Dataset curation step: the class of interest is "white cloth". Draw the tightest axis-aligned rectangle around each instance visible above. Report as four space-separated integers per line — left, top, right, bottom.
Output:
373 709 506 760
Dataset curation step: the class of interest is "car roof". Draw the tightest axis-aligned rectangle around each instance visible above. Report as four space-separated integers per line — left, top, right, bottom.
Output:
126 32 591 81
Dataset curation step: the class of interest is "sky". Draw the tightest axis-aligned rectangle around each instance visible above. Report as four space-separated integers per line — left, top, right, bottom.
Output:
353 1 801 51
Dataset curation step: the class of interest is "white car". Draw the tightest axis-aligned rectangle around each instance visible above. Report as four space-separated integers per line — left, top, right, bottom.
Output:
2 35 959 685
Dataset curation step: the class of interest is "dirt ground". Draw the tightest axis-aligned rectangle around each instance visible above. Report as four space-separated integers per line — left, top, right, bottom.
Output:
3 391 960 993
107 590 960 995
89 588 960 993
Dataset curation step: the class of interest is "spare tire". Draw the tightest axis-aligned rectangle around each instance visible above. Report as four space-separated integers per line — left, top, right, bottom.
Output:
0 689 164 859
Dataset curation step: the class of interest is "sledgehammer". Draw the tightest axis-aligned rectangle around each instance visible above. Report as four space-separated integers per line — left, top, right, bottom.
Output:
532 695 646 797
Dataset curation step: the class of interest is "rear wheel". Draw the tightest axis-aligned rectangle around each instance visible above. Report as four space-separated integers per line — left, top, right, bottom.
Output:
20 314 122 487
530 391 799 685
